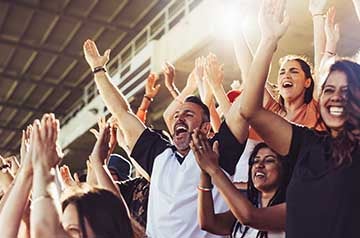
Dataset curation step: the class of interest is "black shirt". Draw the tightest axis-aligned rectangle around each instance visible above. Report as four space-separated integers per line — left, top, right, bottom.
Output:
286 124 360 238
131 121 245 176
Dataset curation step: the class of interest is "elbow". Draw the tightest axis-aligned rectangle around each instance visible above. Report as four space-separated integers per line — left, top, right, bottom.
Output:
198 216 214 232
239 105 255 122
234 207 255 227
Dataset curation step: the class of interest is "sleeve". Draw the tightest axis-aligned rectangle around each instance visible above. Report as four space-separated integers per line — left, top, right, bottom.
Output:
287 124 308 169
211 121 246 176
117 180 136 207
130 128 170 176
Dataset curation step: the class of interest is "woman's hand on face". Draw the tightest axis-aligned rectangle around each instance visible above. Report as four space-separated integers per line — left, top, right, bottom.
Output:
191 128 220 176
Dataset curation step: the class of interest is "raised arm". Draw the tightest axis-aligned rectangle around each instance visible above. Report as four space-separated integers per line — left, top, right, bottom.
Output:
309 0 328 95
136 73 160 123
163 66 197 134
191 130 286 231
352 0 360 22
89 124 122 197
163 62 179 99
239 0 292 156
318 7 339 86
0 125 34 238
30 114 67 238
83 40 145 152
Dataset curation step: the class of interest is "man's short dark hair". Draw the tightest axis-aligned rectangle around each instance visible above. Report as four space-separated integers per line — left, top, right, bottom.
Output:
184 95 210 122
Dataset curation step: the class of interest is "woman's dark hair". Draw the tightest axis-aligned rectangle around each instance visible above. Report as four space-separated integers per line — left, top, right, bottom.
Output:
232 143 290 238
62 188 138 238
278 55 315 109
320 59 360 167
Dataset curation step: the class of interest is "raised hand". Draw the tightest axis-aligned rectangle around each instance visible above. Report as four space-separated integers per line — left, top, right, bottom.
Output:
90 124 111 165
163 62 176 89
145 73 161 99
258 0 290 41
59 165 80 188
190 128 220 175
204 53 224 88
31 114 62 170
86 160 98 186
194 56 206 83
324 7 340 52
20 125 32 163
3 156 20 176
309 0 328 15
83 39 111 70
90 116 116 155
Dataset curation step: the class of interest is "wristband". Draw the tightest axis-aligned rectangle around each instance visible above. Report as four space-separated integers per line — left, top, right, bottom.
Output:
312 13 325 17
197 185 213 192
93 66 106 74
144 95 153 102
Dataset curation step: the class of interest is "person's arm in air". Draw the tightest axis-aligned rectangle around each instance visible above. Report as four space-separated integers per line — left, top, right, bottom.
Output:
89 125 122 197
239 0 293 156
352 0 360 22
30 114 68 238
83 40 145 152
0 125 34 238
309 0 328 97
318 7 339 87
136 73 160 123
163 66 198 134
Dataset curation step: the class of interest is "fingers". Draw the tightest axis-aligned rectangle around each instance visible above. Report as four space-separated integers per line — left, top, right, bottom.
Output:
73 172 80 183
90 128 100 139
212 141 220 156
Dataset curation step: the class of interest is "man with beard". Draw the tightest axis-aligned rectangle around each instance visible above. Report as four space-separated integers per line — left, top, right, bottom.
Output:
83 39 248 238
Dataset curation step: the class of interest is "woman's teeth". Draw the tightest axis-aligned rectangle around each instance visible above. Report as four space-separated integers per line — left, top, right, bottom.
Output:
329 106 344 116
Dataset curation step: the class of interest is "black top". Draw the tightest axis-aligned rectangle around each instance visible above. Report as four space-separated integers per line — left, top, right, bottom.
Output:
130 121 245 176
286 125 360 238
117 176 150 229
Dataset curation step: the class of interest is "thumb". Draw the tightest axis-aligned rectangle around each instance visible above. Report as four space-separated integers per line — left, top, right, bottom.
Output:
104 49 111 59
74 172 80 183
213 141 219 156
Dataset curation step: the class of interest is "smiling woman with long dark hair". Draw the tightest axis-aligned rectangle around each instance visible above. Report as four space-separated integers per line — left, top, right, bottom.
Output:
195 140 289 238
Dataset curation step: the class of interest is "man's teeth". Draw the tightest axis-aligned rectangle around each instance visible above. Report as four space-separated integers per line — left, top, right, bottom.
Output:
329 106 344 116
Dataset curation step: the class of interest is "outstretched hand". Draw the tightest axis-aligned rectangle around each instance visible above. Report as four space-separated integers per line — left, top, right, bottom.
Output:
324 7 340 51
145 73 161 99
90 124 111 165
83 39 111 70
258 0 290 41
59 165 80 189
90 116 117 155
163 62 176 89
190 128 220 175
30 114 62 169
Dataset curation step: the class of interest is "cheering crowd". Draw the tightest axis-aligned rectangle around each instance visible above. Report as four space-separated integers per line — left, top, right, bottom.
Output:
0 0 359 237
